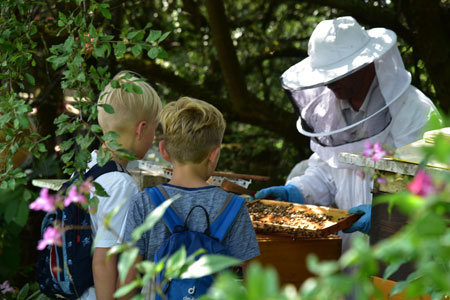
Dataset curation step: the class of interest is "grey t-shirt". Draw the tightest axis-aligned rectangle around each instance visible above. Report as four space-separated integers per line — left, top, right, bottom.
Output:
124 183 260 262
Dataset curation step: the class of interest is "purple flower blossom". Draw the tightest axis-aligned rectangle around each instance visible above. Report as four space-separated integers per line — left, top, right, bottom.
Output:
0 280 14 294
29 188 56 212
79 180 94 195
362 141 388 161
37 226 62 250
371 142 388 161
407 170 436 197
356 171 366 179
64 186 87 207
362 141 374 157
376 177 387 185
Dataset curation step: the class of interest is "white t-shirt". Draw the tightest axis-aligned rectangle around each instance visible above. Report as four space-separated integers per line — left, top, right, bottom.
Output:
81 151 139 300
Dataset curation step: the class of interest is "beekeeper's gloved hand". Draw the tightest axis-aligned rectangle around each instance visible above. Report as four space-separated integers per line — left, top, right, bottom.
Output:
343 204 371 234
254 184 303 204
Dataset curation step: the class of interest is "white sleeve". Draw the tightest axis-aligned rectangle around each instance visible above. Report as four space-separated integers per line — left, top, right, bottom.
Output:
93 173 139 248
286 153 337 207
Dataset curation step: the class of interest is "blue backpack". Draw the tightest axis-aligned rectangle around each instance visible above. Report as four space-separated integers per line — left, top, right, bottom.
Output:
146 185 244 300
36 161 127 299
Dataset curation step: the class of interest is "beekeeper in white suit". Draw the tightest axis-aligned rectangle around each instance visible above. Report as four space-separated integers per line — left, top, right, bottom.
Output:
255 16 440 252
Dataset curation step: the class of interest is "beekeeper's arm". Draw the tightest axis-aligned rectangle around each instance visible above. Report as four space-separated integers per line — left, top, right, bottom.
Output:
255 153 336 207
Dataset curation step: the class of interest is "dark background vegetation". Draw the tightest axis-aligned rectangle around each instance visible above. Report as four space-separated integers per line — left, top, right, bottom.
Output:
3 0 450 286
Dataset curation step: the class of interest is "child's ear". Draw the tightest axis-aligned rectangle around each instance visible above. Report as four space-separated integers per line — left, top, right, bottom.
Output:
159 140 172 162
208 145 221 163
136 120 147 140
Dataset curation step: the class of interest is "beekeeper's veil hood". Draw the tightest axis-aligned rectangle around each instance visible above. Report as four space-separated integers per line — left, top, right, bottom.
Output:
281 16 411 157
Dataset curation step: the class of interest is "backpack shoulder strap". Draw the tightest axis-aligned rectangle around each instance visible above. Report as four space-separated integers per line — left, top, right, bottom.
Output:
145 185 184 234
84 160 126 180
210 194 245 242
59 160 125 193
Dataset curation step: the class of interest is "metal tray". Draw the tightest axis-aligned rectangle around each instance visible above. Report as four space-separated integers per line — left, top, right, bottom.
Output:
247 199 361 238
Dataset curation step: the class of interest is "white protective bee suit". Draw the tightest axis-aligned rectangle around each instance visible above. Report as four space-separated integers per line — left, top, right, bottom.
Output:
280 16 439 252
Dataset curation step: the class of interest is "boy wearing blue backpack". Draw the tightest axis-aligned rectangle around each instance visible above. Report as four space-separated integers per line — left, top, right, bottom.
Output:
122 97 260 299
83 71 162 300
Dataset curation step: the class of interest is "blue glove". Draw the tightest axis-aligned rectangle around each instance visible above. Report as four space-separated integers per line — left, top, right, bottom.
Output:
254 184 303 204
343 204 371 234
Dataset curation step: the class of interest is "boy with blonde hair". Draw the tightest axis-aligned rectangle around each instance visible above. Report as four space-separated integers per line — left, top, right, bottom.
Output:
82 71 162 300
123 97 260 299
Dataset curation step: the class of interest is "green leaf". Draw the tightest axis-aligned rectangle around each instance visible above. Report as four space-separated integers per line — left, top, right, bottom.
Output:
111 80 120 89
114 42 126 57
38 143 47 153
131 194 180 242
59 139 74 151
132 83 143 94
99 7 112 19
306 254 340 277
383 260 404 279
158 31 171 43
4 199 18 223
61 150 74 164
91 124 103 133
136 261 157 275
16 200 29 227
99 104 115 114
131 44 142 57
147 47 158 59
165 246 187 278
180 254 241 279
146 30 161 42
107 244 128 257
114 280 140 298
24 73 35 85
17 283 29 300
157 47 168 59
118 248 139 283
127 31 140 40
93 182 109 197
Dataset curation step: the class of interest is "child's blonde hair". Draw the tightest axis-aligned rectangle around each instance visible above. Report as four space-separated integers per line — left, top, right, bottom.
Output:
97 71 162 134
160 97 226 164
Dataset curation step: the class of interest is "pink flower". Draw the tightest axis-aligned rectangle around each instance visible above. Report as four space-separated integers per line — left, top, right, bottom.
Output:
362 141 388 161
37 226 62 250
78 181 94 195
0 280 14 294
362 141 374 157
407 170 436 197
377 177 387 185
371 142 387 161
64 186 87 207
356 171 366 179
29 188 56 212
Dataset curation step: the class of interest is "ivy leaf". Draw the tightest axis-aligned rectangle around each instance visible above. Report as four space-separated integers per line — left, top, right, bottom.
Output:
93 182 109 197
114 42 126 57
147 47 158 59
114 280 140 298
99 104 115 114
111 80 120 89
131 44 142 57
127 31 140 40
180 254 241 279
146 30 161 42
24 73 35 85
118 248 139 283
158 31 170 43
99 6 111 19
131 194 180 242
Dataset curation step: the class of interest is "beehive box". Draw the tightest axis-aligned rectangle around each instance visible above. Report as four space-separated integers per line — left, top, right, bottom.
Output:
247 199 360 238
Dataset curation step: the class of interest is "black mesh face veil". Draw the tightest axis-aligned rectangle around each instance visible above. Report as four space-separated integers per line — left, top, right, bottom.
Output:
284 82 392 147
281 44 411 148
